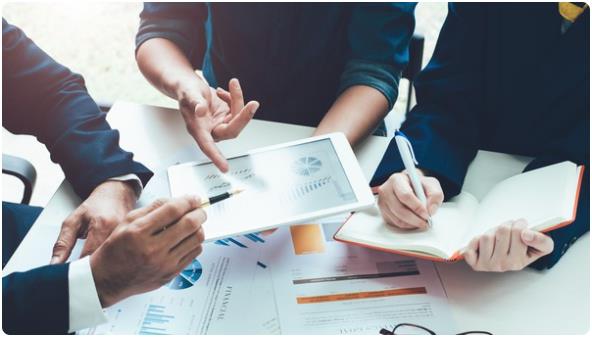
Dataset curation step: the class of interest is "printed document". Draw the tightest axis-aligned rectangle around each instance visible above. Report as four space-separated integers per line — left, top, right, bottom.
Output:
263 221 456 334
78 243 258 335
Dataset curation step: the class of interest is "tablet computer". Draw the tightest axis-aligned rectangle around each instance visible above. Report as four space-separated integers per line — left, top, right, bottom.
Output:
167 132 374 241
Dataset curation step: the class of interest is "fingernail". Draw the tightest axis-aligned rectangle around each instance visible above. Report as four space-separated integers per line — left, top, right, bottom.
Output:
251 102 260 114
522 230 534 242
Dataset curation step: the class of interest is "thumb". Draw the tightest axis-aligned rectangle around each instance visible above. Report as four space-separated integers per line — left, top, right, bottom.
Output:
79 218 110 258
51 215 83 264
521 229 554 256
194 100 210 118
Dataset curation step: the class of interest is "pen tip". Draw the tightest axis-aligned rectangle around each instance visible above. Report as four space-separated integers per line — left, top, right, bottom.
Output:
231 188 245 195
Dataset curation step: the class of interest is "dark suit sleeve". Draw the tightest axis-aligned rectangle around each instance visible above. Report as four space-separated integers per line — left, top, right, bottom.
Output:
2 263 70 334
2 19 153 199
370 4 485 199
338 3 416 110
526 123 590 270
136 3 208 69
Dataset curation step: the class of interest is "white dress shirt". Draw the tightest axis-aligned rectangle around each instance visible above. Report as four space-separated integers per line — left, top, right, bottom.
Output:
67 174 143 332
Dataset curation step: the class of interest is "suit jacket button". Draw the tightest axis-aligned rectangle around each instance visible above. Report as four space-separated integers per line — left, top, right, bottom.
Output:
561 243 569 255
569 237 578 246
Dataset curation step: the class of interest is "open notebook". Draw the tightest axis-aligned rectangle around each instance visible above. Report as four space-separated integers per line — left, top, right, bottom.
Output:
334 151 585 262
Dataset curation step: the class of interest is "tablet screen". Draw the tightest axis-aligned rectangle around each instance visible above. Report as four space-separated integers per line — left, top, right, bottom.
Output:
169 138 357 238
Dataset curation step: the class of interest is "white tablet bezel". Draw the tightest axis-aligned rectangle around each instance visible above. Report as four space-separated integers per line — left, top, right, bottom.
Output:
167 132 375 241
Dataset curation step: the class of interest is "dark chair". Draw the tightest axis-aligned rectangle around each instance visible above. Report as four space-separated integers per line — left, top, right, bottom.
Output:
402 34 425 113
2 154 37 205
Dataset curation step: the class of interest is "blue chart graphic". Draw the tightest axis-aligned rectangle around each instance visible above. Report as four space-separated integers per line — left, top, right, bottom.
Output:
167 259 202 290
139 304 174 335
215 232 266 248
215 233 269 268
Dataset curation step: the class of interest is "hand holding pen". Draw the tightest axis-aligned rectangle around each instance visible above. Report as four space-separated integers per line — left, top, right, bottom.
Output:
153 188 244 235
377 130 444 230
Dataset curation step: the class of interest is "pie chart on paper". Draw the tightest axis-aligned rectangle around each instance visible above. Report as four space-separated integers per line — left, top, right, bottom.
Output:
167 259 203 290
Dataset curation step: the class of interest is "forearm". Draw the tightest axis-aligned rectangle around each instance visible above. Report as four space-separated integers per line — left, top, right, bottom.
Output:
314 85 388 145
3 264 70 334
136 38 204 101
3 20 153 199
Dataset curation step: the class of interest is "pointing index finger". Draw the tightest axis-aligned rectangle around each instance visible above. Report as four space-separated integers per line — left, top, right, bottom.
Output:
194 125 229 172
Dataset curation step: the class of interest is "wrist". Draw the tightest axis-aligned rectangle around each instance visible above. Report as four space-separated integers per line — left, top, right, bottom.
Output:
173 75 207 103
120 180 140 202
89 252 119 308
106 180 137 204
90 180 137 211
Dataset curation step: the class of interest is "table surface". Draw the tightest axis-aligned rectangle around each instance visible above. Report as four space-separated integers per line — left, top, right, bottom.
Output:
4 101 589 334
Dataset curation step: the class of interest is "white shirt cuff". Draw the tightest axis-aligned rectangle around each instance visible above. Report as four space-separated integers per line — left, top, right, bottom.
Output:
68 256 108 332
108 173 143 197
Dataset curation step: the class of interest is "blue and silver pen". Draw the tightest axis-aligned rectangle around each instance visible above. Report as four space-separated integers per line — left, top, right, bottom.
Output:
394 130 433 227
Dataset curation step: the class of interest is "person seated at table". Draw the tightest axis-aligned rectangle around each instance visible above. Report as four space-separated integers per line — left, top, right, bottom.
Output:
373 3 589 271
3 19 208 333
135 3 416 172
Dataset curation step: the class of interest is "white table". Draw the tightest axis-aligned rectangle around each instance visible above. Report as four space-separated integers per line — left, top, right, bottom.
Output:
4 101 589 334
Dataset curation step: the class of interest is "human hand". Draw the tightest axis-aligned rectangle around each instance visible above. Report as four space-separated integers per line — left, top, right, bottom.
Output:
89 195 206 307
463 219 554 272
377 170 444 230
50 180 138 264
177 77 259 172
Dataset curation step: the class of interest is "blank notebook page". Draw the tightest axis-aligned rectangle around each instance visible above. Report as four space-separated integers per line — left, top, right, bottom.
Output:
463 161 579 245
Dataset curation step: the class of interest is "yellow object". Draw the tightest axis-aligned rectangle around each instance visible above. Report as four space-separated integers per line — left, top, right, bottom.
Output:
290 224 325 255
559 2 588 23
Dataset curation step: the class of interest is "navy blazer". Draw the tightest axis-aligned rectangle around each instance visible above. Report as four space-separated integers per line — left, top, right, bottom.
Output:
136 3 416 126
371 4 589 269
2 19 153 333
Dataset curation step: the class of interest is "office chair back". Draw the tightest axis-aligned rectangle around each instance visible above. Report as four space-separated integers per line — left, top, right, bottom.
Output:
2 154 37 205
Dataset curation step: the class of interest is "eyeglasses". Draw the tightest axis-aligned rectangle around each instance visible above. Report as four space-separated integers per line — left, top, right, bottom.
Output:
379 323 492 335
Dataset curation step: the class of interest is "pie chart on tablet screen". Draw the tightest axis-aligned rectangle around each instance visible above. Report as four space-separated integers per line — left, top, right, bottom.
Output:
292 156 322 176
